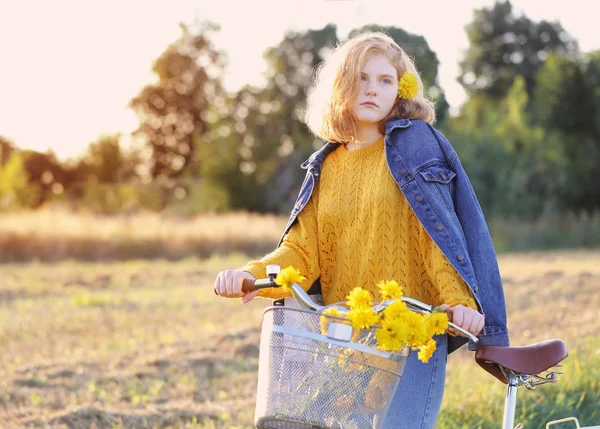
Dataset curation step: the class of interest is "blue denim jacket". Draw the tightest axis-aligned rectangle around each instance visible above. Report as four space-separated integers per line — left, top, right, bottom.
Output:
278 118 509 354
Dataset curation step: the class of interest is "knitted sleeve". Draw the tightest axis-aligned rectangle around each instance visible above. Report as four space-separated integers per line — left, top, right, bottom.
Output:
421 227 478 310
240 188 320 300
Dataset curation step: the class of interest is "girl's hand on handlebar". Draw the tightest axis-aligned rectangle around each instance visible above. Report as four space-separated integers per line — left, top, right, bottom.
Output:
214 270 256 300
441 304 484 337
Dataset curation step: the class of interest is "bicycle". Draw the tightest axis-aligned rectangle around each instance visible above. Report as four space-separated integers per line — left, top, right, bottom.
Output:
230 265 590 429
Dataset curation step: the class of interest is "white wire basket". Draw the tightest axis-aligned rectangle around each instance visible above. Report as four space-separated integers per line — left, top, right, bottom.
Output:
254 306 410 429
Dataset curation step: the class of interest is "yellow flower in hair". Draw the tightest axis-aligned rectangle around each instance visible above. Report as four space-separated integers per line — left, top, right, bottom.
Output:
274 266 306 292
397 71 419 100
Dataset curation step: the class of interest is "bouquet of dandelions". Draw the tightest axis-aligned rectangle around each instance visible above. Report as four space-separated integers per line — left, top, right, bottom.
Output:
274 266 450 363
260 266 450 427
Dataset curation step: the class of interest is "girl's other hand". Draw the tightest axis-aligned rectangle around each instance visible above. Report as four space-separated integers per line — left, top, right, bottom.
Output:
214 270 259 303
440 304 484 336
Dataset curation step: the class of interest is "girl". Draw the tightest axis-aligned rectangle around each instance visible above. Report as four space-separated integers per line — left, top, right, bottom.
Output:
214 32 509 428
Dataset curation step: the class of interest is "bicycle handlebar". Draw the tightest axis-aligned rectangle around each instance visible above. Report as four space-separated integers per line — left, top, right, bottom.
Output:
242 278 274 292
215 274 479 343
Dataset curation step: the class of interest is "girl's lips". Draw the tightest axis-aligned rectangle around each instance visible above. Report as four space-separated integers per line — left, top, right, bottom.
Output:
362 102 378 107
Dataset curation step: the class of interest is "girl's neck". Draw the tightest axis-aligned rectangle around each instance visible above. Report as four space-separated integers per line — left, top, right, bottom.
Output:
347 123 383 151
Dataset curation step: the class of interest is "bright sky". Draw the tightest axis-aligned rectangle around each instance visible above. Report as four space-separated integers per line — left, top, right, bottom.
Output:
0 0 598 160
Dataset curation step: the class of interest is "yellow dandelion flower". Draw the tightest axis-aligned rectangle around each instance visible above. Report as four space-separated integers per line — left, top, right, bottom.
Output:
406 312 429 348
347 307 379 330
274 266 306 292
382 300 409 321
376 318 409 352
418 339 437 363
425 312 449 337
377 280 403 301
397 72 419 100
346 287 373 310
319 307 345 335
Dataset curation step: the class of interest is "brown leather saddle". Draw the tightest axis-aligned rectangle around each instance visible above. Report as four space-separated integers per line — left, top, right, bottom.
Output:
475 339 568 384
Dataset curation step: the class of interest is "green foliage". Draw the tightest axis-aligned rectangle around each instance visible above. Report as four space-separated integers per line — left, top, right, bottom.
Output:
167 178 232 215
0 150 47 209
0 150 29 207
82 133 134 183
458 0 577 99
77 180 139 214
489 212 600 252
128 21 226 180
3 14 600 223
449 76 558 219
531 52 600 213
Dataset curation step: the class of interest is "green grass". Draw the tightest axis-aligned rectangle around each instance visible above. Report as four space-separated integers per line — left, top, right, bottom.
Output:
0 250 598 428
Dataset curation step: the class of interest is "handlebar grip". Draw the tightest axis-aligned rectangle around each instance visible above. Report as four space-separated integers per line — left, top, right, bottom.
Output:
242 278 257 293
213 277 257 296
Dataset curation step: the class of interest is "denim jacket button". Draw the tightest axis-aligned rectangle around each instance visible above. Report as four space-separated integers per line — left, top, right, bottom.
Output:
400 168 408 175
474 286 479 293
457 254 465 262
435 224 444 231
416 194 424 202
440 172 447 180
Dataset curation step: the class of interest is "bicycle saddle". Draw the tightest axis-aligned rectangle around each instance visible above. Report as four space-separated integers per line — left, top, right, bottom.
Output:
475 339 568 384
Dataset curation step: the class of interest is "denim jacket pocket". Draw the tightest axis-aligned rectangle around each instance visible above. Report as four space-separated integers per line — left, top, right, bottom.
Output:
419 164 456 211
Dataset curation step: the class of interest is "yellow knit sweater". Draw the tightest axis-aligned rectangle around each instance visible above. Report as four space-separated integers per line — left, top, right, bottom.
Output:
242 136 477 309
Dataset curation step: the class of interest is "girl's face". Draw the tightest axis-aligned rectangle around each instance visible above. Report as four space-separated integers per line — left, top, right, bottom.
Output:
352 53 398 126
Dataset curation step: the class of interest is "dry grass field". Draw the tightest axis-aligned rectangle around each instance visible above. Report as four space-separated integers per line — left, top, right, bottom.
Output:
0 208 286 262
0 243 598 427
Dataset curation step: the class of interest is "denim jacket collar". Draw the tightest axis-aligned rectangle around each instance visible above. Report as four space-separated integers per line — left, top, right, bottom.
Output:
384 118 413 134
301 118 413 170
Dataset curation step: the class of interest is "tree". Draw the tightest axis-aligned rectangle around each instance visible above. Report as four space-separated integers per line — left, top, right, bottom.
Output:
532 52 600 213
0 150 29 209
458 1 578 100
200 25 339 213
128 21 226 180
81 133 140 183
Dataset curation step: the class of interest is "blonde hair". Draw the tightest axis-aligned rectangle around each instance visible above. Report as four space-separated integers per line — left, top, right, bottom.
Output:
305 32 436 143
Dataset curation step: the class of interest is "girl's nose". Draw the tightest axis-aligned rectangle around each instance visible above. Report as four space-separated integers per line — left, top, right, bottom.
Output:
365 81 377 95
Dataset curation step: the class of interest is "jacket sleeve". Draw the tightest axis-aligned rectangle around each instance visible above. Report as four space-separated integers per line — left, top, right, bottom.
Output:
429 125 510 350
240 186 320 300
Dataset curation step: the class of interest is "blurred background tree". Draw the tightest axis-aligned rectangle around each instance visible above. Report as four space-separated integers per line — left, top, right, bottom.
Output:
1 0 599 246
458 0 578 101
128 22 226 181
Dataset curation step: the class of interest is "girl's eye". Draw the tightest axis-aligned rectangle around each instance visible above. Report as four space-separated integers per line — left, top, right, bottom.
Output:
360 76 366 81
382 79 392 84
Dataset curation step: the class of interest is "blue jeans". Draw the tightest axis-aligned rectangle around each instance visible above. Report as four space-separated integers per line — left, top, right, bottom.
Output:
383 334 448 429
